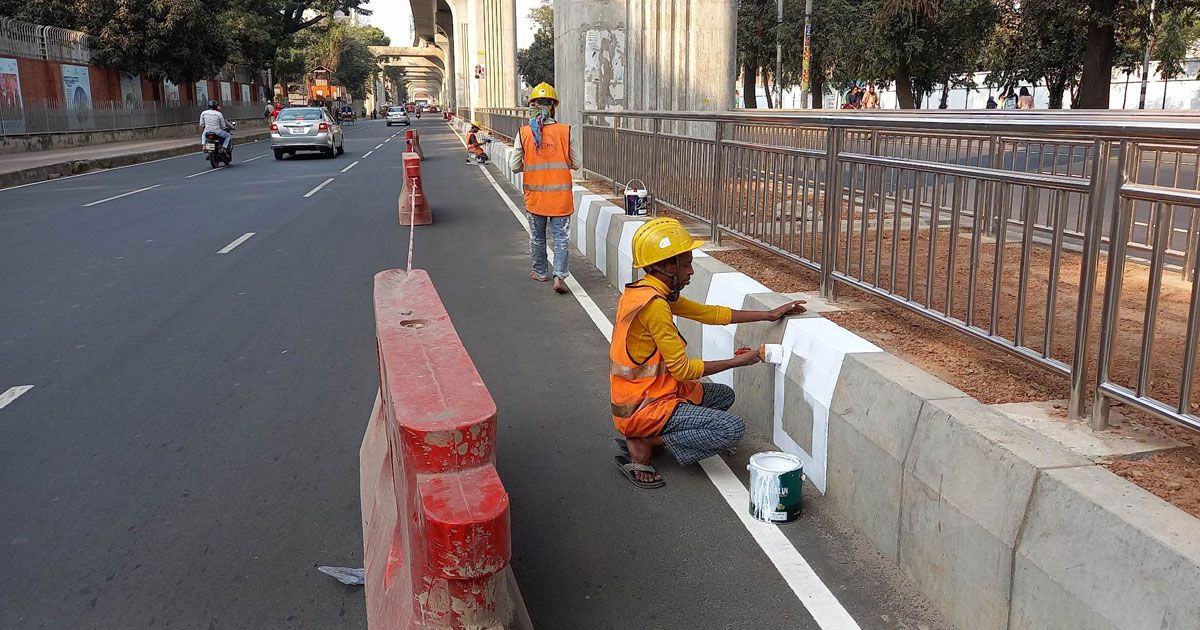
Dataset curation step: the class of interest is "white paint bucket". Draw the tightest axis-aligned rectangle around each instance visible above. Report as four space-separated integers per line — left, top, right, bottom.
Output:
748 451 804 523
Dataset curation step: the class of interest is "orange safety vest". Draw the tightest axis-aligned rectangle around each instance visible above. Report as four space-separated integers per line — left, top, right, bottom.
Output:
610 282 704 437
467 131 485 156
518 122 573 217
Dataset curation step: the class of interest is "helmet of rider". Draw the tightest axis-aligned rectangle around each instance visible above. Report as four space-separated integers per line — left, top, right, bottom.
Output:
208 100 219 109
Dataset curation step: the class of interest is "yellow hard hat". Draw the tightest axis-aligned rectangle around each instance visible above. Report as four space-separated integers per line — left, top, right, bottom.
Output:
632 218 704 268
471 120 481 127
529 82 559 105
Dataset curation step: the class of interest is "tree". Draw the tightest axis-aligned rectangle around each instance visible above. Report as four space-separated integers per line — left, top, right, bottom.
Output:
983 0 1088 109
516 1 554 88
384 66 407 103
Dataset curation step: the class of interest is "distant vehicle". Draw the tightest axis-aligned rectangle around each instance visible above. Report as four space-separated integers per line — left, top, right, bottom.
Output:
271 107 344 159
336 104 356 125
427 105 440 113
386 106 411 127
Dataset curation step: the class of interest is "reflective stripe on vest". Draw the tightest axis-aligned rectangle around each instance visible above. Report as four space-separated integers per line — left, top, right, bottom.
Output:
520 123 574 217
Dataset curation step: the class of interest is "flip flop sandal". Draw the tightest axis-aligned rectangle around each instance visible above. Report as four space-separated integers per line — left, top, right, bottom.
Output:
613 437 665 456
614 455 665 489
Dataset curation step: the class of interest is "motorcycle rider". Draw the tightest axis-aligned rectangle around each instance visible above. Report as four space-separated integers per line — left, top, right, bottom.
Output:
199 100 233 152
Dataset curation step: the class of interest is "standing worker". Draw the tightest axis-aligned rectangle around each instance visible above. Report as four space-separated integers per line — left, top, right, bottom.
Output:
610 218 807 488
511 82 579 295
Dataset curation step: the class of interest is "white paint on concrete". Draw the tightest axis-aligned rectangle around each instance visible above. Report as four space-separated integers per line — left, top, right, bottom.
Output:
0 385 34 411
340 161 360 173
772 318 880 493
242 154 268 163
617 219 644 288
217 232 255 254
362 151 374 158
82 184 161 207
702 272 771 386
375 144 384 150
594 205 621 277
303 178 335 198
575 196 595 254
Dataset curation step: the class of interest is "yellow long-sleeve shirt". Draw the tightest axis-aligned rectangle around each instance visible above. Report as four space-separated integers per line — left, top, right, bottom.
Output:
626 276 732 382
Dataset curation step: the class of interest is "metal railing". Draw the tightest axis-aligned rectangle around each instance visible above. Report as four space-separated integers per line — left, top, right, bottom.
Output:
474 107 525 142
581 109 1200 435
0 98 264 136
0 17 91 63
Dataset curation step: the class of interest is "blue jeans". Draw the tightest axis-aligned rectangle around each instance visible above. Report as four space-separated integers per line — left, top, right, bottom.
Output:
529 213 570 279
201 129 232 150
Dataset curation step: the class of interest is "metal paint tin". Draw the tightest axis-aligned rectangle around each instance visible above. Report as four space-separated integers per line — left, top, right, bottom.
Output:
748 451 804 523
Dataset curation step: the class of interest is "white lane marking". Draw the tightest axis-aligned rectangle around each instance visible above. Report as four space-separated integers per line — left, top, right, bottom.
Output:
0 385 34 411
698 457 862 629
463 124 859 630
303 178 335 198
0 137 271 193
184 167 224 179
362 150 374 158
217 232 255 254
82 184 161 207
340 160 360 173
374 144 384 150
384 138 391 143
242 154 268 163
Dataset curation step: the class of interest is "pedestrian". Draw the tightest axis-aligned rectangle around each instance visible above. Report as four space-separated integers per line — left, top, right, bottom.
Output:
1002 87 1017 110
263 99 274 119
510 82 579 295
1017 86 1034 110
986 95 998 109
272 101 284 119
610 217 807 488
848 85 862 109
861 85 879 109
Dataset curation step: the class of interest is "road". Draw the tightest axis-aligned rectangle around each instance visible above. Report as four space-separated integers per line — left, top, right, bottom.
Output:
1 120 949 629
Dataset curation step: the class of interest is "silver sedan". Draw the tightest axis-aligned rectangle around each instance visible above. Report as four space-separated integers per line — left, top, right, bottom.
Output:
271 107 344 159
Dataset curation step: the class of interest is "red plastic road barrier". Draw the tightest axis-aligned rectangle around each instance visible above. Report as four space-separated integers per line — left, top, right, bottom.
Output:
360 269 513 628
398 152 432 226
405 128 425 159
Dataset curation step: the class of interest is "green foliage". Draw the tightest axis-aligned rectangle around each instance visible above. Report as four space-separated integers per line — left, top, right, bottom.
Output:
78 0 234 83
383 66 407 103
517 0 554 88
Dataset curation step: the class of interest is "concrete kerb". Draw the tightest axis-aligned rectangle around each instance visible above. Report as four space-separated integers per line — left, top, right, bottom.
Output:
0 129 271 189
469 144 1200 630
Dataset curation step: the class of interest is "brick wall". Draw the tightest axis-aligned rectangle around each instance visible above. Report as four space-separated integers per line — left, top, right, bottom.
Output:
15 58 63 101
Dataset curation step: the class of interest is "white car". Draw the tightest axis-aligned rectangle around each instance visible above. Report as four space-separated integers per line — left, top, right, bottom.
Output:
386 107 411 127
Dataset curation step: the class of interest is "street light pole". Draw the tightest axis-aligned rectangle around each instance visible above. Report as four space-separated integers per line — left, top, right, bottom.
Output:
799 0 814 108
775 0 784 108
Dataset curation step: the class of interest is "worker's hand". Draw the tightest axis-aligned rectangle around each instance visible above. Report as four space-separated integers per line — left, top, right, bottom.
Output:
765 300 807 322
733 347 763 366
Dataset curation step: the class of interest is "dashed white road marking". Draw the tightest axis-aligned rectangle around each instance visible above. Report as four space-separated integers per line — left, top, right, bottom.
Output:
459 122 861 630
374 144 383 149
242 154 268 163
82 184 161 207
217 232 255 254
384 138 391 143
362 150 374 158
340 161 360 173
185 167 224 179
303 178 335 198
0 385 34 411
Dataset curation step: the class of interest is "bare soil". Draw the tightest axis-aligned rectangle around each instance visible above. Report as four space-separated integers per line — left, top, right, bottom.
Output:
1107 449 1200 519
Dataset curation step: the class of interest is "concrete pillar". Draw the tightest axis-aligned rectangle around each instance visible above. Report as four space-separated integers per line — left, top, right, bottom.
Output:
554 0 736 126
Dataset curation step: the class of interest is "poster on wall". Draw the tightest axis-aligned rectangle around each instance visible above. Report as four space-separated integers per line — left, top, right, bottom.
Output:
195 81 209 103
220 81 232 103
241 84 250 103
61 64 93 130
164 80 180 105
119 72 143 107
583 29 625 111
0 57 24 133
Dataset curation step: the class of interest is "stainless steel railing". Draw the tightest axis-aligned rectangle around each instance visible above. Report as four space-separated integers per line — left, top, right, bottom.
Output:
581 109 1200 434
474 108 525 143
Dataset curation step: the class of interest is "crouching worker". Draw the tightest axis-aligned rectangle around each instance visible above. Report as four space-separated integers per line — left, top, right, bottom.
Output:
466 122 489 164
611 218 807 488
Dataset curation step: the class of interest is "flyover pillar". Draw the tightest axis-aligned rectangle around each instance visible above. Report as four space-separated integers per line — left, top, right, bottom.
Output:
553 0 737 126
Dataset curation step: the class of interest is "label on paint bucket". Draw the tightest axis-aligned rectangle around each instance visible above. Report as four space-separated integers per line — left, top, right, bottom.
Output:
748 452 804 524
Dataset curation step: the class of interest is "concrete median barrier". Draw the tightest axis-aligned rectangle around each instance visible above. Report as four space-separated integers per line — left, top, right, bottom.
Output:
360 269 514 629
399 152 432 226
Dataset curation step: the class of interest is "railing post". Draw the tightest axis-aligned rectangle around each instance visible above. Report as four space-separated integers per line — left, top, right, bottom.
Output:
611 114 620 197
1090 141 1134 430
820 126 844 300
985 134 1003 237
650 117 662 216
710 120 727 245
1068 139 1113 421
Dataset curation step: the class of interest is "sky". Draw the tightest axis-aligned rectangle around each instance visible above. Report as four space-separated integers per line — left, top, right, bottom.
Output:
360 0 539 49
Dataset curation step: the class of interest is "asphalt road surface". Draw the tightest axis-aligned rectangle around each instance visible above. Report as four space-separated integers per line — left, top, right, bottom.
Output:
1 120 950 629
